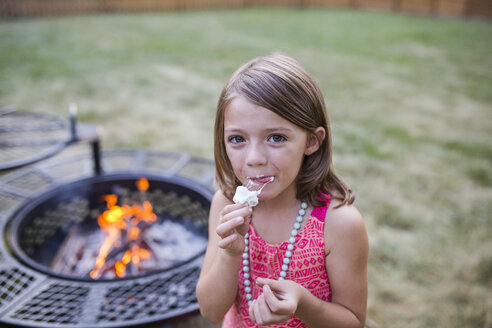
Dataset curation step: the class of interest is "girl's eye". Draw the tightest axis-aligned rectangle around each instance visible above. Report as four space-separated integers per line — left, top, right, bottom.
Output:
228 136 245 144
269 135 286 143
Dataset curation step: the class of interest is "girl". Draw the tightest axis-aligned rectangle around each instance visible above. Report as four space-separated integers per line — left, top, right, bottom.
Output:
196 53 368 327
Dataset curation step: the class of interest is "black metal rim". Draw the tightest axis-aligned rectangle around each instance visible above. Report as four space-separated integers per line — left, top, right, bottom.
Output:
7 172 212 282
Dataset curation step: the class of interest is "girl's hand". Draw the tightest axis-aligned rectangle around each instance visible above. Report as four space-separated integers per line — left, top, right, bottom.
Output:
248 277 305 325
215 203 251 256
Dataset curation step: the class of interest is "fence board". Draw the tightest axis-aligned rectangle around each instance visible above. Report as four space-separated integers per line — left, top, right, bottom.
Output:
438 0 468 16
399 0 435 14
467 0 492 17
0 0 489 18
307 0 355 7
359 0 393 11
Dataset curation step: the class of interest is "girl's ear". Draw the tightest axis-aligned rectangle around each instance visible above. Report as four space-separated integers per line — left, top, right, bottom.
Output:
305 127 326 155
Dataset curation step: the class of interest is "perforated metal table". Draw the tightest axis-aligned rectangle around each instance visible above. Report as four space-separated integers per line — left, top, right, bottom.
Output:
0 149 215 328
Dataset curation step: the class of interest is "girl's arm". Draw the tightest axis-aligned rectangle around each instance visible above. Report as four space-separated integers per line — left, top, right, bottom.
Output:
298 202 368 327
195 190 251 323
250 202 368 328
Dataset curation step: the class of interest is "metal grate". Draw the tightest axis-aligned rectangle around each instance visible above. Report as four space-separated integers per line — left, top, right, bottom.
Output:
0 191 23 214
98 266 200 323
0 267 36 308
21 197 89 255
0 150 215 327
0 109 70 171
180 158 215 183
4 171 53 192
145 153 182 173
12 283 89 325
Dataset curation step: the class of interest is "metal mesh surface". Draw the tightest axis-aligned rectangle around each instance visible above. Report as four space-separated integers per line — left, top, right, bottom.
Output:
21 197 89 255
98 266 200 323
3 171 54 192
0 191 23 214
11 283 89 325
0 110 70 170
0 150 215 328
0 267 36 308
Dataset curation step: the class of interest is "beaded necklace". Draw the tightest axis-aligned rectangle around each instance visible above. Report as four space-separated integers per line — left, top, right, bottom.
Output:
242 201 308 306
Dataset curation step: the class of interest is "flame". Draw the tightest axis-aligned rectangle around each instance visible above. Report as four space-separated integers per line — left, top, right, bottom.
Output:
137 177 149 191
90 178 156 279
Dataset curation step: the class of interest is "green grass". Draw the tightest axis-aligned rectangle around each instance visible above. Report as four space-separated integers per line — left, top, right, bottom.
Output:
1 8 491 328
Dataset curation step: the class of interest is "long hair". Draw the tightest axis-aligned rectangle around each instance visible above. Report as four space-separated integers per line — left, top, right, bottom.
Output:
214 53 354 207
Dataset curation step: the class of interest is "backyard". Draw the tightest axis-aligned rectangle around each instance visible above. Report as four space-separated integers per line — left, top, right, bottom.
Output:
0 8 491 328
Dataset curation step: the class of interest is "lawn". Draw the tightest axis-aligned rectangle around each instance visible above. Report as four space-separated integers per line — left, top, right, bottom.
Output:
1 8 491 328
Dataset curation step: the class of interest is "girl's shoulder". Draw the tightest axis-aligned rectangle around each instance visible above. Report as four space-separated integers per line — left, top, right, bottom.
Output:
212 189 229 203
323 198 367 252
325 198 363 224
210 189 233 211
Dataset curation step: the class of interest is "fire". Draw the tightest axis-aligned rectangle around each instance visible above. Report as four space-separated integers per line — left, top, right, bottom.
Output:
90 177 157 279
137 177 149 191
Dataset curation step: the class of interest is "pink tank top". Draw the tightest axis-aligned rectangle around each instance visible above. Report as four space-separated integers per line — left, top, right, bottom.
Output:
222 193 332 327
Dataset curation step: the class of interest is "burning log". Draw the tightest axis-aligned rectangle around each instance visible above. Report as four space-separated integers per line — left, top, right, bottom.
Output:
88 177 156 279
50 177 207 280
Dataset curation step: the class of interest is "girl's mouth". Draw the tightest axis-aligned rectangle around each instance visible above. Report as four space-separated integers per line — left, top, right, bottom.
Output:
247 176 274 186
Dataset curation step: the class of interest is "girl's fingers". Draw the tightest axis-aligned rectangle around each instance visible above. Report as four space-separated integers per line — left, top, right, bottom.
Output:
217 233 237 248
236 213 251 235
248 299 257 323
215 216 244 238
253 295 265 325
252 293 283 325
219 203 250 220
262 284 281 313
257 277 284 296
216 204 251 239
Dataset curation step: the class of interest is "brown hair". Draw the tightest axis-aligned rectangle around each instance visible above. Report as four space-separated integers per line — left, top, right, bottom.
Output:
214 53 354 207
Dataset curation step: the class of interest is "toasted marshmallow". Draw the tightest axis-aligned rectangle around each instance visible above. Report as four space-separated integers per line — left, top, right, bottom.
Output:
233 186 259 207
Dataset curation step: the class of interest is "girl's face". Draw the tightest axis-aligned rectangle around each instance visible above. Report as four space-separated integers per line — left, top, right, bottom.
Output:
224 97 318 202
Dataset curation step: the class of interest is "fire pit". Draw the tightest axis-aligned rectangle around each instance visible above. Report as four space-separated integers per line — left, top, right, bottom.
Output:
0 149 215 328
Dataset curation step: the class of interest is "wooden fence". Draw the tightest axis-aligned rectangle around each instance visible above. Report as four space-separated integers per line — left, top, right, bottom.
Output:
0 0 490 18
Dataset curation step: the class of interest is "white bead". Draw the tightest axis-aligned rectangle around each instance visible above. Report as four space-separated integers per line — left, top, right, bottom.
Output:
245 233 249 238
245 279 251 286
243 259 249 266
244 266 249 272
291 229 298 236
248 300 253 306
298 209 305 216
301 202 307 209
285 251 292 258
283 258 290 264
282 264 288 271
245 239 249 245
289 236 296 243
296 215 303 222
244 273 250 279
280 271 286 277
294 222 300 229
246 293 252 300
279 277 284 281
245 287 251 293
242 253 249 259
287 244 294 251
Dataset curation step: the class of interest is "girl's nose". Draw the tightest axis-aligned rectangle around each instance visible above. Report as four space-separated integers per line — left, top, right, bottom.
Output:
245 143 267 167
